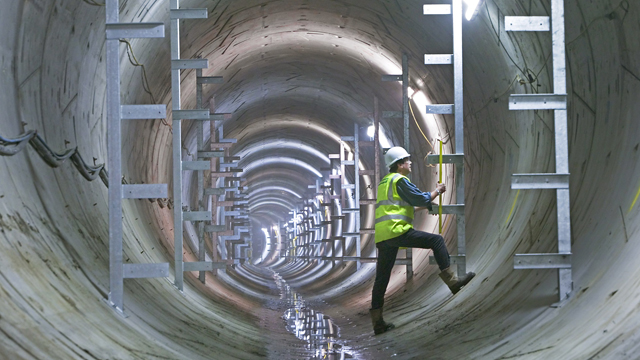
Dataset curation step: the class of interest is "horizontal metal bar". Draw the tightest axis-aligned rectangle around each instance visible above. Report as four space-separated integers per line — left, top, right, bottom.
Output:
328 154 340 159
170 9 208 19
183 211 211 221
426 104 454 114
210 172 236 178
203 188 223 196
122 184 167 199
198 151 225 158
172 109 210 120
509 94 567 110
210 143 234 149
505 16 550 31
219 138 237 143
123 263 169 278
426 154 464 165
220 161 239 168
171 59 209 70
182 161 210 171
183 261 227 271
121 105 166 120
429 255 465 266
424 54 453 65
224 211 243 216
381 74 402 82
210 113 233 121
342 232 361 237
340 136 355 141
382 111 402 118
106 22 164 39
220 235 241 241
514 253 571 269
197 76 224 84
423 4 451 15
204 224 227 232
511 173 570 189
341 160 355 165
329 175 341 179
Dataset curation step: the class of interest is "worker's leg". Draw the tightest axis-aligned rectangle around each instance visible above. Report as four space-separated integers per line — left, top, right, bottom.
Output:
385 228 450 270
371 240 399 309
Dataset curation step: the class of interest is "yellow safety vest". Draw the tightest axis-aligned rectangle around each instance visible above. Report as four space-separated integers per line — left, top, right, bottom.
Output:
374 173 414 243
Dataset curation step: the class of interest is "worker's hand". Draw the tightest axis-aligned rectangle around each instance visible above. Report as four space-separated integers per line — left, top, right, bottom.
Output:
436 182 446 194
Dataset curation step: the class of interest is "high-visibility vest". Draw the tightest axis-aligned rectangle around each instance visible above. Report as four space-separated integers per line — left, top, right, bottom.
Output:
374 173 414 243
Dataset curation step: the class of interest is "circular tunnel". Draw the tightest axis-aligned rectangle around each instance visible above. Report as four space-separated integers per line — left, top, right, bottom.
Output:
1 0 639 358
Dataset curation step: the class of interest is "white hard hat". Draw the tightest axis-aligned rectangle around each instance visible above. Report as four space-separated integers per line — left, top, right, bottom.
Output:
384 146 410 168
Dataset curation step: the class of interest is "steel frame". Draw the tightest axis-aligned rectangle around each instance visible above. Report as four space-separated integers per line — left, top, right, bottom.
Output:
105 0 168 315
507 0 573 305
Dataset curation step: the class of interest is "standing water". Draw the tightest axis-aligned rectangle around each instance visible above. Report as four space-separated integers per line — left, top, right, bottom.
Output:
272 272 353 359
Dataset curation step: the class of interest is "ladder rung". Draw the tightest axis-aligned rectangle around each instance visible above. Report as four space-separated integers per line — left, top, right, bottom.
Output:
183 261 226 272
426 104 454 114
329 175 341 179
514 253 571 269
424 54 453 65
359 169 374 176
341 160 355 166
183 211 211 221
170 8 208 19
509 94 567 110
505 16 550 31
423 4 451 15
106 22 164 39
228 168 243 173
173 109 209 120
511 173 570 189
431 204 465 215
197 76 224 84
121 105 166 120
210 143 234 149
426 154 464 165
171 59 208 70
122 184 167 199
204 188 224 196
340 136 355 141
198 151 225 158
204 225 227 232
123 263 169 278
210 113 233 121
328 154 340 159
182 161 209 171
381 74 402 82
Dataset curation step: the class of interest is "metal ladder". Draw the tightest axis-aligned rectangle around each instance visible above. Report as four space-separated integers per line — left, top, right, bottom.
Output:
169 2 212 292
506 2 572 304
423 1 468 277
105 0 169 315
381 56 416 279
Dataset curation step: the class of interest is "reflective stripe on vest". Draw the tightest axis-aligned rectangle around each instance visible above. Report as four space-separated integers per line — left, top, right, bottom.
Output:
374 173 414 243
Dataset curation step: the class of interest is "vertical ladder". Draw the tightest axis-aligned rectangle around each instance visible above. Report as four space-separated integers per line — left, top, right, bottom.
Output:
423 0 468 277
506 2 572 304
170 2 211 291
105 0 169 315
381 53 414 279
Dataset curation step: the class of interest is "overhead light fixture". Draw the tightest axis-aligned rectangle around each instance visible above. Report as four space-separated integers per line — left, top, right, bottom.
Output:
464 0 484 21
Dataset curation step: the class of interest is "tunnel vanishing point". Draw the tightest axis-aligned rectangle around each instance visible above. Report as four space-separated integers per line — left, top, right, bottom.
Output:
1 0 639 359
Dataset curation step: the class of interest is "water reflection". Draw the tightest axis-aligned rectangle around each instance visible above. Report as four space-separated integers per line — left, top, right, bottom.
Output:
273 272 353 359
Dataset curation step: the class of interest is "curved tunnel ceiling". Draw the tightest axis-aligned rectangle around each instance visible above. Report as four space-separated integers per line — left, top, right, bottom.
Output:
1 0 640 359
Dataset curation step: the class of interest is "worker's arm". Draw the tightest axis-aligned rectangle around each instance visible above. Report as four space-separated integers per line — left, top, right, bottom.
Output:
397 179 446 212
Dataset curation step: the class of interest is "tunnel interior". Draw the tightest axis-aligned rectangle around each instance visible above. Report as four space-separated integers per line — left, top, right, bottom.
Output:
1 0 640 358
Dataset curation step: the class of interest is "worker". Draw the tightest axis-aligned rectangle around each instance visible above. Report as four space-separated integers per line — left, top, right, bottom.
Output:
370 146 475 335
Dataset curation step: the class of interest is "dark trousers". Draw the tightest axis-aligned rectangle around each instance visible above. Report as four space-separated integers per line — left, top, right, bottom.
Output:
371 228 450 310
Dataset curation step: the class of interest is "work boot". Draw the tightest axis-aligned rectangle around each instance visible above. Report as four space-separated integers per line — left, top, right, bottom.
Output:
370 308 395 335
439 267 475 294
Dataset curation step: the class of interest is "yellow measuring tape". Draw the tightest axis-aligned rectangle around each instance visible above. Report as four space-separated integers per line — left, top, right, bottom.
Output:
630 183 640 214
439 140 443 234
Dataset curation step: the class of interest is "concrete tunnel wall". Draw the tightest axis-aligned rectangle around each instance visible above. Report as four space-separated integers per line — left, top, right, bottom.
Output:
1 0 639 358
